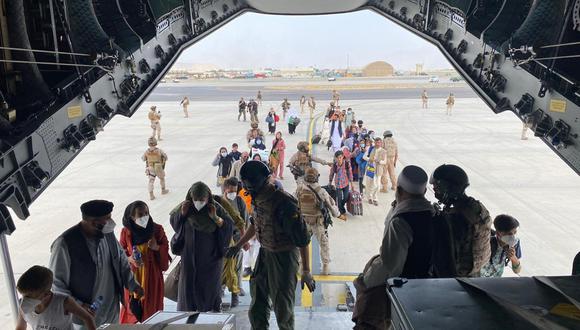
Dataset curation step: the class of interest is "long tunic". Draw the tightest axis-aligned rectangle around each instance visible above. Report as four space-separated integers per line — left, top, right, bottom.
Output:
330 120 343 152
49 234 138 328
119 224 170 323
170 205 233 312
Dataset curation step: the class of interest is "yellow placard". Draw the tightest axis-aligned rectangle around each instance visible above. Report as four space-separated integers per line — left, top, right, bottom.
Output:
550 303 580 321
550 100 567 113
67 106 83 119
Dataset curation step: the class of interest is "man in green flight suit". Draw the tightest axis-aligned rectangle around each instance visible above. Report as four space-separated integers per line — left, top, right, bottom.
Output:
226 160 315 330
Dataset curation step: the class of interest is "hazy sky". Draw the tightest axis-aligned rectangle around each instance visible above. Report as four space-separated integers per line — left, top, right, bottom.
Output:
177 10 452 71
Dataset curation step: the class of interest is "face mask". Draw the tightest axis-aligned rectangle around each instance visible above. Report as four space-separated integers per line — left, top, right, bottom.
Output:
226 192 237 200
499 234 519 248
20 297 42 314
221 152 227 157
193 201 207 210
101 220 116 234
257 140 262 145
361 144 365 148
135 215 149 228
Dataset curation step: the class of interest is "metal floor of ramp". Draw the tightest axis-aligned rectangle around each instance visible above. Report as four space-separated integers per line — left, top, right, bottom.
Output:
164 276 357 329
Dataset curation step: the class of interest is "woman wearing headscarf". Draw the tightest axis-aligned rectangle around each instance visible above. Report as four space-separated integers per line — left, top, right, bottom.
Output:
170 182 233 312
120 201 170 323
211 147 234 189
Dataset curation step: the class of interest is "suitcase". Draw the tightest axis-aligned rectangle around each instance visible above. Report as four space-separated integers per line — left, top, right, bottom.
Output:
311 134 322 144
347 190 363 216
322 185 337 201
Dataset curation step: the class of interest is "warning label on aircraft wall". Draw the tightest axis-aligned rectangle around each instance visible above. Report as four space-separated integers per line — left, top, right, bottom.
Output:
550 100 567 113
67 106 83 119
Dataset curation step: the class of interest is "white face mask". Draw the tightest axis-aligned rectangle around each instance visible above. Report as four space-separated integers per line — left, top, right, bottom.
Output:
221 152 227 157
226 192 237 200
193 201 207 211
20 297 42 314
499 234 519 248
135 215 150 228
101 219 116 234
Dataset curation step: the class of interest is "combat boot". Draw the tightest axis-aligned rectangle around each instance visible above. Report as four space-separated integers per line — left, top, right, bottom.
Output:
231 293 239 308
149 192 155 200
322 263 330 275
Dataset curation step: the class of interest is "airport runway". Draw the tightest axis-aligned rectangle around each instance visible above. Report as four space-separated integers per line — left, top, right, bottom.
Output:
1 82 579 327
148 84 475 102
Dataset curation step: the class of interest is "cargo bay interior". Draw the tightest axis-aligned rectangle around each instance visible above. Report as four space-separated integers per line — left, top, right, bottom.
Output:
1 0 579 329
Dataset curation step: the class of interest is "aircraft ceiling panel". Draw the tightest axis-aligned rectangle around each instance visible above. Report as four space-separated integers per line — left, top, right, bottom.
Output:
437 0 472 14
245 0 367 14
148 0 185 21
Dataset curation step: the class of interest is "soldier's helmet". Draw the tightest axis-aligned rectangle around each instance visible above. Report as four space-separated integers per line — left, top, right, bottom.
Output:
304 167 319 183
240 160 271 194
148 137 157 146
251 122 259 129
297 141 309 153
383 130 393 138
429 164 470 204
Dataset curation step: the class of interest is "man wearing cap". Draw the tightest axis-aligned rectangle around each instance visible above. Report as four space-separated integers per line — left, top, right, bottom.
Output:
381 130 399 192
148 106 162 140
353 166 435 329
49 200 143 329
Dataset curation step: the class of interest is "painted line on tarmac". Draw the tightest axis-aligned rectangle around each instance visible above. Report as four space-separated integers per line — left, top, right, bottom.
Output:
301 111 325 308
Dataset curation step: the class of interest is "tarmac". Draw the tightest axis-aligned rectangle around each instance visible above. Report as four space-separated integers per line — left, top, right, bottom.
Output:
1 81 579 328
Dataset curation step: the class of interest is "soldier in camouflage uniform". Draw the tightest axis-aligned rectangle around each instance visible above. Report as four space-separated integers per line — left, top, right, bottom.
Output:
225 161 315 330
142 137 168 200
295 167 340 275
429 164 491 277
288 141 331 184
381 130 399 192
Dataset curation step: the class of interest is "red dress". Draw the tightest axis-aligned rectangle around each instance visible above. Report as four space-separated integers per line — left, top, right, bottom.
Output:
120 224 170 323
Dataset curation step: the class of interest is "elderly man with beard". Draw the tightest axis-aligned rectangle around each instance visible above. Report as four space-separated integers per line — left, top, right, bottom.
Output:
49 200 143 329
352 166 435 330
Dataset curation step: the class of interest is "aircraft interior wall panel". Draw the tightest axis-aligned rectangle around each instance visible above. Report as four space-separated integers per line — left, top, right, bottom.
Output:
371 0 580 174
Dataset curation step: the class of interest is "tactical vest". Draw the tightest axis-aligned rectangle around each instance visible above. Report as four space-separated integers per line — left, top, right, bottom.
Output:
295 152 311 170
253 188 298 252
448 197 492 277
297 184 321 219
383 138 397 159
148 111 159 121
145 148 163 167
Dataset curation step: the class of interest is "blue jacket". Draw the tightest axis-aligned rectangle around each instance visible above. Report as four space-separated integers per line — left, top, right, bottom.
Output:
356 146 373 178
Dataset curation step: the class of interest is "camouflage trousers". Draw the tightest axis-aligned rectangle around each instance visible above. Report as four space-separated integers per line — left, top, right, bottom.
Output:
307 219 330 265
249 248 298 330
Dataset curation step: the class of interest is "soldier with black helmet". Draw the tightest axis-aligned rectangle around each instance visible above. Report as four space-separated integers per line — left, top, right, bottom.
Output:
429 164 492 277
225 161 315 330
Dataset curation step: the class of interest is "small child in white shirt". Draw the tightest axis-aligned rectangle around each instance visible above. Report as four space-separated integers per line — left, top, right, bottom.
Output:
15 265 96 330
